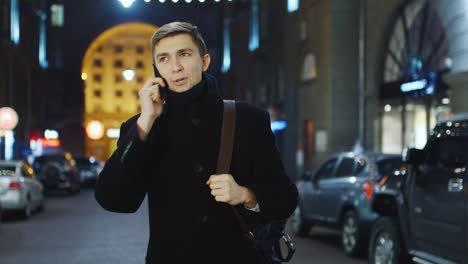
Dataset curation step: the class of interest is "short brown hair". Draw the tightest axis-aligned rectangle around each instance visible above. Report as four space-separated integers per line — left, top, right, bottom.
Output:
151 22 208 60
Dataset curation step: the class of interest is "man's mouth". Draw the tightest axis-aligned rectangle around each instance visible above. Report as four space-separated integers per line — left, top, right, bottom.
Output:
173 77 188 86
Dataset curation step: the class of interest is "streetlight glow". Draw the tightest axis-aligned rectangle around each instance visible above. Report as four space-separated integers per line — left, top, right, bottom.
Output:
122 68 136 81
159 0 166 2
144 0 151 2
172 0 179 2
185 0 192 2
118 0 136 8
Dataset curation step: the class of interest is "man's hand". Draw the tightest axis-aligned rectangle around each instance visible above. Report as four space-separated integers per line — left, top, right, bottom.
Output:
206 174 257 208
136 77 166 141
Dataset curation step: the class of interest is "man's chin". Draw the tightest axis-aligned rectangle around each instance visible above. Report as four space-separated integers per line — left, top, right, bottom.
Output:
169 85 191 93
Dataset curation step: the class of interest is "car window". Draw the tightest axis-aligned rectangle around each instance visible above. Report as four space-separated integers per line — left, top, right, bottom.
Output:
354 158 367 176
335 157 355 177
377 157 404 179
315 158 338 180
427 138 468 168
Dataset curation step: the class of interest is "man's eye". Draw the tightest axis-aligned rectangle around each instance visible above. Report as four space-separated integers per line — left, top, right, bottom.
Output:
159 57 168 63
180 52 191 57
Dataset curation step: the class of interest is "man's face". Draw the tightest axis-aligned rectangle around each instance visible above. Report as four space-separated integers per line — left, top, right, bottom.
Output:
154 33 210 93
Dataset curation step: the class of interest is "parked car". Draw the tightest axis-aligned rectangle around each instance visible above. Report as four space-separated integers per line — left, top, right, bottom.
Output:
33 152 80 194
74 156 100 186
369 113 468 264
0 160 45 219
291 151 406 256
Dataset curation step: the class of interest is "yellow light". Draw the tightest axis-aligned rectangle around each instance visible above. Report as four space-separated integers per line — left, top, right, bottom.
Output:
81 72 88 80
86 120 105 140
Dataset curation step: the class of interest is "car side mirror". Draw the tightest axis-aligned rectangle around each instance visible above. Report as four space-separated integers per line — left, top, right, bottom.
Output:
403 148 426 165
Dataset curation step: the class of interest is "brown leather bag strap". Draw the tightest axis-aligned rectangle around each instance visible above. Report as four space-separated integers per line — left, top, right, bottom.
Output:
216 100 236 174
217 100 254 238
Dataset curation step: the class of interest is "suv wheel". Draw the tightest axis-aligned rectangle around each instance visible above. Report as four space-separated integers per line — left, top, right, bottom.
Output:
369 217 408 264
341 210 364 256
290 206 312 237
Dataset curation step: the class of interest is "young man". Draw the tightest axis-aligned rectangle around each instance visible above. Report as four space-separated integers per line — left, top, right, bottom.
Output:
95 21 297 264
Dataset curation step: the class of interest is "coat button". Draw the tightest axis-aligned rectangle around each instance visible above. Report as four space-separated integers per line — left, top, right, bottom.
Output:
194 163 204 173
191 118 201 127
196 215 209 223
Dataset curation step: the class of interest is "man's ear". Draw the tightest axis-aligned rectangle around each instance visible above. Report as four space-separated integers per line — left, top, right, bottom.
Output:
201 53 211 72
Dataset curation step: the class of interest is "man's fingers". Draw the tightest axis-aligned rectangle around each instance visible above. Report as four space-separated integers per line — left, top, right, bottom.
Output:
206 174 231 184
208 181 227 190
210 189 225 197
143 77 166 88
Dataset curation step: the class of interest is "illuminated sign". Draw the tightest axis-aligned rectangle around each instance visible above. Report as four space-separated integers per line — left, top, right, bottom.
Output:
86 120 105 140
400 79 427 93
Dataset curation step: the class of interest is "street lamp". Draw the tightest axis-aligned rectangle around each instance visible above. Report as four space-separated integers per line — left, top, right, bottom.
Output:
122 68 135 81
118 0 136 8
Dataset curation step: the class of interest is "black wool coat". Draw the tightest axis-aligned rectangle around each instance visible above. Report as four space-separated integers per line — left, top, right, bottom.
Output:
95 74 298 264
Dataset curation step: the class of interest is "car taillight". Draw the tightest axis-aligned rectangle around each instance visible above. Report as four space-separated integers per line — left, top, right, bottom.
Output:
9 181 25 190
363 182 374 200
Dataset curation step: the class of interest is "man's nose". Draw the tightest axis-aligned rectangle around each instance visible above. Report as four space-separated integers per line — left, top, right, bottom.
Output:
171 58 183 72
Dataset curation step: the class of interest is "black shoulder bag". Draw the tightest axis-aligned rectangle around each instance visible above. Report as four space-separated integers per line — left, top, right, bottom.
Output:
216 100 296 264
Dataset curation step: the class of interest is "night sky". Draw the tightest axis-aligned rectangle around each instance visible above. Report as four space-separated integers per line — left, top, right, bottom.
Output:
60 0 225 117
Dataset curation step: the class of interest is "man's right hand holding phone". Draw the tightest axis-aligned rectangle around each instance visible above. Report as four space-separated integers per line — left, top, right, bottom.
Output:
136 77 167 142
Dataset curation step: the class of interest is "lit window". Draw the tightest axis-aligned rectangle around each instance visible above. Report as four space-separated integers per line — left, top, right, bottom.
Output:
249 0 259 52
50 4 64 27
287 0 300 13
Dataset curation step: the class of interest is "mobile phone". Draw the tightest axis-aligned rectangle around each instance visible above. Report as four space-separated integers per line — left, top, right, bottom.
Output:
152 63 168 101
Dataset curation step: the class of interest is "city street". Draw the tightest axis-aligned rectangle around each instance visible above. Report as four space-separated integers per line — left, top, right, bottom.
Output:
0 188 366 264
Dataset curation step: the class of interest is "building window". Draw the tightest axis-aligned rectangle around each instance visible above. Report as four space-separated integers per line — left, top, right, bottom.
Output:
50 4 64 27
136 61 144 69
136 46 144 54
287 0 300 13
93 74 101 82
115 75 123 83
249 0 260 52
114 45 123 53
93 90 101 97
222 18 231 73
114 59 123 68
94 105 102 112
115 90 123 97
93 59 102 67
136 76 144 83
96 46 103 53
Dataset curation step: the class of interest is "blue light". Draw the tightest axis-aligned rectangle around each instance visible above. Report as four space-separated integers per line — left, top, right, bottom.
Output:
39 13 48 69
10 0 20 44
248 0 259 52
221 18 231 73
287 0 300 13
400 79 427 93
271 120 287 132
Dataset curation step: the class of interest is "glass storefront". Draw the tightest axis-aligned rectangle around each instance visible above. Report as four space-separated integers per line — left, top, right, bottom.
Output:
382 100 451 153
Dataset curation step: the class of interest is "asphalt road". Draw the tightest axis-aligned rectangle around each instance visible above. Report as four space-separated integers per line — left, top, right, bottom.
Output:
0 188 367 264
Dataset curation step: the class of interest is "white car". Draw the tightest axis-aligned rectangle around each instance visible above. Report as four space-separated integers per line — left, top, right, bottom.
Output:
0 160 45 219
